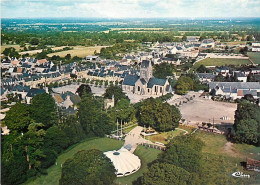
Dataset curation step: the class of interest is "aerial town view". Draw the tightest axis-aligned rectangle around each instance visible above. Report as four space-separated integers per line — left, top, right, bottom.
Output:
1 0 260 185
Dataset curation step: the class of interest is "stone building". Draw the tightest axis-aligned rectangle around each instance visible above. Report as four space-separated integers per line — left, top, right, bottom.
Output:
122 60 172 96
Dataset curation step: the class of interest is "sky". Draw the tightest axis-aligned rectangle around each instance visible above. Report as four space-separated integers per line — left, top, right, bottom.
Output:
1 0 260 19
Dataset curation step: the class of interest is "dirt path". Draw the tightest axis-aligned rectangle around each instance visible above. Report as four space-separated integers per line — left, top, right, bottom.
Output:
223 142 242 158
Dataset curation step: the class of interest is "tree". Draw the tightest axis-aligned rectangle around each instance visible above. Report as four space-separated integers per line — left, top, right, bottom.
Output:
137 162 198 185
158 135 204 174
196 65 207 73
110 98 135 122
233 101 260 145
153 62 175 78
30 93 57 128
214 73 225 82
43 126 69 154
78 95 112 136
76 84 92 97
59 149 116 185
104 85 129 104
30 38 40 45
3 47 20 58
3 102 32 133
1 134 28 185
137 98 181 132
65 54 71 60
182 35 187 41
175 76 194 95
23 123 46 171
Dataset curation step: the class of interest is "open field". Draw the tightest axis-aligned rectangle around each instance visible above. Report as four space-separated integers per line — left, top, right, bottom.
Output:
1 44 23 52
248 52 260 64
115 145 162 185
19 46 68 55
193 58 251 69
25 137 123 185
47 45 110 58
146 129 186 144
223 41 247 45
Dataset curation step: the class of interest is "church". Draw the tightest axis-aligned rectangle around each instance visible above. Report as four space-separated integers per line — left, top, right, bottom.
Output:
122 60 172 96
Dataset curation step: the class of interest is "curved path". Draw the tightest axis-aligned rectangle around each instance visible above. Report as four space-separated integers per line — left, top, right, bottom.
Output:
124 126 153 153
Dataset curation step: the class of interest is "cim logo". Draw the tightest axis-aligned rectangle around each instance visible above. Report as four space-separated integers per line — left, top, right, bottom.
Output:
232 171 250 178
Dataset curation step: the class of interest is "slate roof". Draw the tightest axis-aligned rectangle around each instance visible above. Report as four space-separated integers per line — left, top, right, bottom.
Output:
140 78 147 85
209 82 260 90
123 74 139 86
140 60 151 68
70 95 81 104
147 78 167 88
197 73 216 79
27 88 45 97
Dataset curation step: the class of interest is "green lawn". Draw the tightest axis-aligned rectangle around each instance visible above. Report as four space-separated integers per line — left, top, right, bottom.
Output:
193 58 251 69
25 137 123 185
193 130 260 185
115 145 162 185
248 52 260 64
146 129 186 144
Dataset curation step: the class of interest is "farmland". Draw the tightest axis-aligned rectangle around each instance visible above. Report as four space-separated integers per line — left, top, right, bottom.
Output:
47 45 110 58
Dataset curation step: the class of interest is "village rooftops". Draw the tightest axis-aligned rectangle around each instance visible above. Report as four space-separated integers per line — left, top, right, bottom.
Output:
209 82 260 90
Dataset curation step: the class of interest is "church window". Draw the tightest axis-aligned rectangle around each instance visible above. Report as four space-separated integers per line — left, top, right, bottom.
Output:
138 86 140 91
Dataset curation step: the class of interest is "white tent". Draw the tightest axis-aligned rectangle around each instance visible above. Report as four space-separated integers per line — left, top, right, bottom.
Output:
104 148 141 177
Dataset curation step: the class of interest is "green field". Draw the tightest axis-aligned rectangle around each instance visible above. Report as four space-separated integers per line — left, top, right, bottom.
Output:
25 137 123 185
146 129 186 144
115 146 162 185
248 52 260 64
193 130 260 185
193 58 251 69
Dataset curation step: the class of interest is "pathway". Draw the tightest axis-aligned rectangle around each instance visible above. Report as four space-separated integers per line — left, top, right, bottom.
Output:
123 126 153 153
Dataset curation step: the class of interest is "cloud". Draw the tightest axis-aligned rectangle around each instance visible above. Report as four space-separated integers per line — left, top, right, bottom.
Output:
1 0 259 18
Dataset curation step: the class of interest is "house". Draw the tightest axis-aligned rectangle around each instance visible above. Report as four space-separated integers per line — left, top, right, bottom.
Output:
216 66 230 76
186 36 199 43
122 60 172 96
199 39 215 50
86 55 100 62
209 82 260 100
252 43 260 52
234 72 247 82
197 73 216 83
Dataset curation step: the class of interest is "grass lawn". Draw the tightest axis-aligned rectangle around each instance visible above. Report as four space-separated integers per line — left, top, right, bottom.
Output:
115 145 162 185
146 129 186 144
248 52 260 64
25 137 123 185
193 130 260 185
47 45 110 58
193 58 251 69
